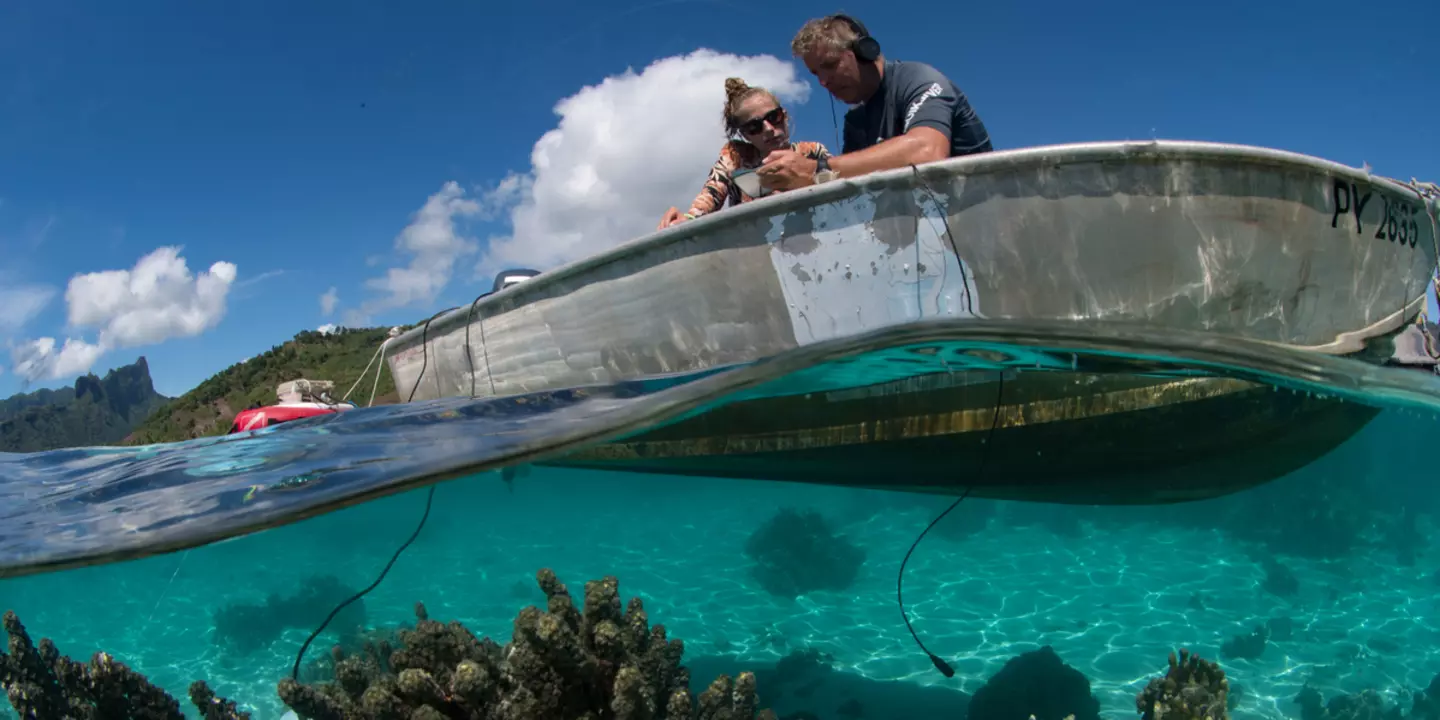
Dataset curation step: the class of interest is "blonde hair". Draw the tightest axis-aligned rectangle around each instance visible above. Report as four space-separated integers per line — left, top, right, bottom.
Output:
722 77 780 136
791 16 859 57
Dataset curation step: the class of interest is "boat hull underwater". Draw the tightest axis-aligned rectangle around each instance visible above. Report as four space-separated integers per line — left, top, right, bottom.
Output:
385 140 1440 504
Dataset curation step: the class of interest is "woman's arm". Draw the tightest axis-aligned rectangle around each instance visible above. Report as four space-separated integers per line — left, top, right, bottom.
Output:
659 144 738 229
684 152 738 218
798 141 832 160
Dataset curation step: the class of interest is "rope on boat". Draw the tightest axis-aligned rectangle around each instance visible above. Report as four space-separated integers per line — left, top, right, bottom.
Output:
341 327 403 408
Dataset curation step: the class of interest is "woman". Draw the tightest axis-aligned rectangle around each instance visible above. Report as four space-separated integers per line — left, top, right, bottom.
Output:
658 78 830 229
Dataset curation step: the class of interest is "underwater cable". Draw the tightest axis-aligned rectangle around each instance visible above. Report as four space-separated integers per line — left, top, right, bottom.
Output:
290 485 435 681
895 373 1004 678
291 313 444 681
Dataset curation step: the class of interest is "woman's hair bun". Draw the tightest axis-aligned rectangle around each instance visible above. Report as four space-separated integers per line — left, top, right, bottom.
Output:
724 77 749 101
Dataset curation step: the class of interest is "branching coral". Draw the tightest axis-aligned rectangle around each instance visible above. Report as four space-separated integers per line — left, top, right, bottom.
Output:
278 568 779 719
0 609 249 719
1135 648 1229 720
2 567 782 719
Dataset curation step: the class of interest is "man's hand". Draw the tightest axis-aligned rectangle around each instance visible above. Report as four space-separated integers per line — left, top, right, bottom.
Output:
757 150 818 191
657 207 687 230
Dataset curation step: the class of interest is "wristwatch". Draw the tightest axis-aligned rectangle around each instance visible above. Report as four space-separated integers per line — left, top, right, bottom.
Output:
813 155 839 184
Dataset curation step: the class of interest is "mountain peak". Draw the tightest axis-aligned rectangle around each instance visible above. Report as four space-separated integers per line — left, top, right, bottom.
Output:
1 357 170 453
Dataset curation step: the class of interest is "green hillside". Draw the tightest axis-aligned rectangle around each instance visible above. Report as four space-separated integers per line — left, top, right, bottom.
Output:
126 326 401 445
0 385 77 423
0 358 169 453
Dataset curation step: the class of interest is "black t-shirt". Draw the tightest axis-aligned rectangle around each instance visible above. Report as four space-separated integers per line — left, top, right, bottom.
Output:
842 60 992 158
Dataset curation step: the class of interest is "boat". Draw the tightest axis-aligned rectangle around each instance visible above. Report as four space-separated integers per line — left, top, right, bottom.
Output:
227 379 357 434
378 140 1440 504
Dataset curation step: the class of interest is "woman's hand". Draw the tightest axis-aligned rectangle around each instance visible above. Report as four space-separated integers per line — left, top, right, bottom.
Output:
658 207 688 230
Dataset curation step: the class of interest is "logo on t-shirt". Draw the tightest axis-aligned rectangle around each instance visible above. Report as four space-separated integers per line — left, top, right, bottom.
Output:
903 82 944 133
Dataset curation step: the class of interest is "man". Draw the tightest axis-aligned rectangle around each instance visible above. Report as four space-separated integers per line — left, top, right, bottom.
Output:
757 13 992 191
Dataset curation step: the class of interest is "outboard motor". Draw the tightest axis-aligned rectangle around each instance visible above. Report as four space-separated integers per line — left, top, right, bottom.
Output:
491 268 541 294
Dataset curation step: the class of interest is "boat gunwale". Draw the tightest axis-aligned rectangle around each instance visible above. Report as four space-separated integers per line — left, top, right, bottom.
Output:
387 138 1440 361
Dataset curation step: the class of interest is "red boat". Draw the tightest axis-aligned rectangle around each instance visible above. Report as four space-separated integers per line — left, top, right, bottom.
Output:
226 380 356 434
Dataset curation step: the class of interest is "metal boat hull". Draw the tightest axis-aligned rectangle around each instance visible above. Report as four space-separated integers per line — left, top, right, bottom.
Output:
383 140 1436 501
548 371 1379 504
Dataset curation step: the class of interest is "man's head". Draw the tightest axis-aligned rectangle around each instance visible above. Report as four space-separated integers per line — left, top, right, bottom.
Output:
791 14 884 105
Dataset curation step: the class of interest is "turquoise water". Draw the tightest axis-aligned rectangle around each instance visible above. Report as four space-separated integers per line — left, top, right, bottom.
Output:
3 326 1440 719
3 420 1438 719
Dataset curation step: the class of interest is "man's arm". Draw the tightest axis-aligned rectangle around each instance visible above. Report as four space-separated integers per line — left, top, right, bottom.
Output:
831 65 957 178
829 127 948 179
757 125 947 190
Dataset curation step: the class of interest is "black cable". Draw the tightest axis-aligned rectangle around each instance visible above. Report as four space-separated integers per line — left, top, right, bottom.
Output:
896 373 1005 678
477 298 497 397
406 315 436 404
909 165 975 317
292 310 446 681
828 94 841 152
459 288 506 398
291 484 436 681
464 296 483 398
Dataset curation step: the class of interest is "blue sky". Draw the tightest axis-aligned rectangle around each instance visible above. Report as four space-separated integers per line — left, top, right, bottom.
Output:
1 0 1436 398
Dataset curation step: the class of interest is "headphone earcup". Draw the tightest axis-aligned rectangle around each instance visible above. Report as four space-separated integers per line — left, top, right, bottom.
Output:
853 36 881 63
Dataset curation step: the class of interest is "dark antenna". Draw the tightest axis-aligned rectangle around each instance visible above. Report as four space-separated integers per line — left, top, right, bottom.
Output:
895 374 1005 678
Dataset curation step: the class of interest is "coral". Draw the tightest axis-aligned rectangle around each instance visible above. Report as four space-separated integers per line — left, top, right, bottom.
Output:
1413 672 1440 720
293 626 404 686
743 508 865 600
1219 626 1267 661
191 680 254 719
1136 648 1228 720
213 573 367 656
759 648 836 703
1294 685 1403 720
0 609 248 719
278 568 779 719
967 646 1101 720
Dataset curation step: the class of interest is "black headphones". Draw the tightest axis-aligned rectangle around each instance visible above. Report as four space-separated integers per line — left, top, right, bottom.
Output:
828 13 881 63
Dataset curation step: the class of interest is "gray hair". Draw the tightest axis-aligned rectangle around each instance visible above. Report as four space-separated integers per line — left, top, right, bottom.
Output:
791 16 859 57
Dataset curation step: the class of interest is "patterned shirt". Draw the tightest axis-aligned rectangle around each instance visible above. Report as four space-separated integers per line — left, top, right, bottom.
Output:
685 140 831 219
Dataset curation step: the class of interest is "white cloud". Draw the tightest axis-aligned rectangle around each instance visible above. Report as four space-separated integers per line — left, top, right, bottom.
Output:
475 49 811 276
0 283 56 334
8 246 237 382
477 174 532 219
67 246 236 348
362 181 480 315
317 323 337 335
319 287 339 316
10 337 106 381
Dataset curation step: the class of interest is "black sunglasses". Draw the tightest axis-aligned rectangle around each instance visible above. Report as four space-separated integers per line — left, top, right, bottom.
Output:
739 107 786 136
